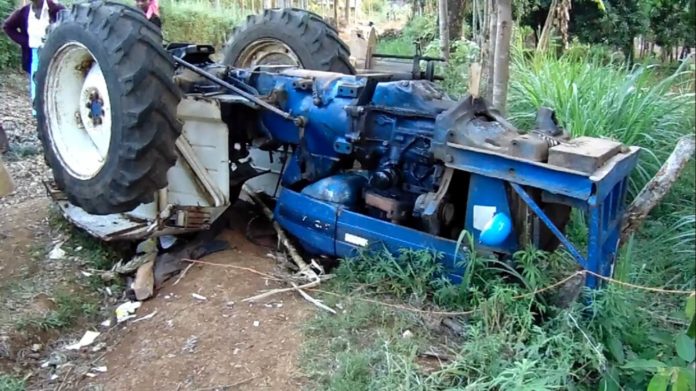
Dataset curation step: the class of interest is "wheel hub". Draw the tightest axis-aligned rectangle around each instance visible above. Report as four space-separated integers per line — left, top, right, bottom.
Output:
235 39 301 68
44 42 112 180
85 90 105 126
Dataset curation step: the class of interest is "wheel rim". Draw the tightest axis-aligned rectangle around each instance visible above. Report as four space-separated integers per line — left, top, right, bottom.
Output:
234 39 302 68
44 42 112 180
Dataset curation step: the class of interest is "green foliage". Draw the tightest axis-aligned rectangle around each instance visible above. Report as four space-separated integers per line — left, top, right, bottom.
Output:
0 0 21 70
376 14 438 55
160 0 245 48
424 39 480 97
567 0 647 60
361 0 386 16
304 246 614 390
508 51 695 195
646 0 694 49
0 375 24 391
16 291 99 331
619 296 696 391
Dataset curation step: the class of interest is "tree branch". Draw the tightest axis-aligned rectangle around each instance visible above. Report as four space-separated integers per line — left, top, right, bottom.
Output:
620 135 696 243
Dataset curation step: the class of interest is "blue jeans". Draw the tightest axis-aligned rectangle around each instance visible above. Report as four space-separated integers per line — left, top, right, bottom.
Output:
30 47 39 116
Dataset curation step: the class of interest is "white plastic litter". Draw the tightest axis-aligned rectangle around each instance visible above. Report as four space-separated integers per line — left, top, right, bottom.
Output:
158 235 177 250
48 243 66 260
65 330 100 350
132 310 157 323
115 301 142 323
191 293 207 301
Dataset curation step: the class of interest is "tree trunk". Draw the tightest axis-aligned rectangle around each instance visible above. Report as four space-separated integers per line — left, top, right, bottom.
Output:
491 0 512 113
620 135 696 243
483 0 497 101
344 0 349 24
448 0 466 41
333 0 338 27
439 0 450 59
537 0 557 52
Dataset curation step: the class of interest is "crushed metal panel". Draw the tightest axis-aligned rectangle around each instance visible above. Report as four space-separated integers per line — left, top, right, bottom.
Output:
168 97 230 207
57 202 147 241
126 201 158 221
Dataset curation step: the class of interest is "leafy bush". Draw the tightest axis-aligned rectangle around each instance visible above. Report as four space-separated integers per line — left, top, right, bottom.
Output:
160 0 245 48
376 14 438 55
361 0 385 16
402 14 437 43
424 39 479 97
0 0 21 70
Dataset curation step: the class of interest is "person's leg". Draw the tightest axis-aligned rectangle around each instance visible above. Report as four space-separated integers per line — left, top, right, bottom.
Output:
30 48 39 116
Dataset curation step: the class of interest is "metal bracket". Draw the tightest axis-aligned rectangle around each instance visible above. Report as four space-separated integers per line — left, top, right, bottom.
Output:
510 182 587 268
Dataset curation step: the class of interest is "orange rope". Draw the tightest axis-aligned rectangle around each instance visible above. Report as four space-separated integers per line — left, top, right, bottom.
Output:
183 258 695 317
584 269 695 295
306 288 477 316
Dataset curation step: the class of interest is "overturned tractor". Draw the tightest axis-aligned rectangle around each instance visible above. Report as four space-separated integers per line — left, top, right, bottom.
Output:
36 2 639 288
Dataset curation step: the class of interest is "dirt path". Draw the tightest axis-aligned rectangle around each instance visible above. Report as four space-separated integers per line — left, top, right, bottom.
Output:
0 197 313 390
1 69 313 390
0 198 52 286
82 225 311 390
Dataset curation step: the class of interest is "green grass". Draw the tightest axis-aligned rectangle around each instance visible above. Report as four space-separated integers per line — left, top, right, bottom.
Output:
302 247 611 390
15 290 99 332
160 0 247 48
508 51 695 194
0 375 25 391
303 238 694 390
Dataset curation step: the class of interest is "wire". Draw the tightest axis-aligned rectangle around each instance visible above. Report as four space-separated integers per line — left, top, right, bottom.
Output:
183 257 695 318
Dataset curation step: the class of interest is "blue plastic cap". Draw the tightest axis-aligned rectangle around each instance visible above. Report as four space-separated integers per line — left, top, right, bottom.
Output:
479 213 513 246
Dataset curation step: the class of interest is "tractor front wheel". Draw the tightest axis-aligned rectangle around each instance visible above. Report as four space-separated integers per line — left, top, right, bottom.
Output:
35 1 182 215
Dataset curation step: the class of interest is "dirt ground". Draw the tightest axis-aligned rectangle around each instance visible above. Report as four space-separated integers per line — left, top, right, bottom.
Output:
82 224 313 391
0 71 314 390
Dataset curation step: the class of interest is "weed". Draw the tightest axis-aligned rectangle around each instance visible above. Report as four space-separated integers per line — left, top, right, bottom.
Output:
0 375 24 391
50 206 127 274
160 0 245 48
15 290 99 332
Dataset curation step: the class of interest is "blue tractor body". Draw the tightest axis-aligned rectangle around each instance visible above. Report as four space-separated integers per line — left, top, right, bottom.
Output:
189 66 639 289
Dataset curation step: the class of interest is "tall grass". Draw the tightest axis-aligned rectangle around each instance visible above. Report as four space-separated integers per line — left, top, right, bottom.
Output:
508 52 695 191
160 0 247 48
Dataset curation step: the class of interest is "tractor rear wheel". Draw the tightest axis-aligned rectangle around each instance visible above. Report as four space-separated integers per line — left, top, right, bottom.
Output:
222 8 355 74
35 1 182 215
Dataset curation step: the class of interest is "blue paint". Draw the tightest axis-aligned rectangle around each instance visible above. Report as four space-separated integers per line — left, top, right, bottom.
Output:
448 145 593 200
215 67 640 290
274 189 337 255
275 188 467 282
465 175 518 253
301 173 368 208
480 213 513 247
